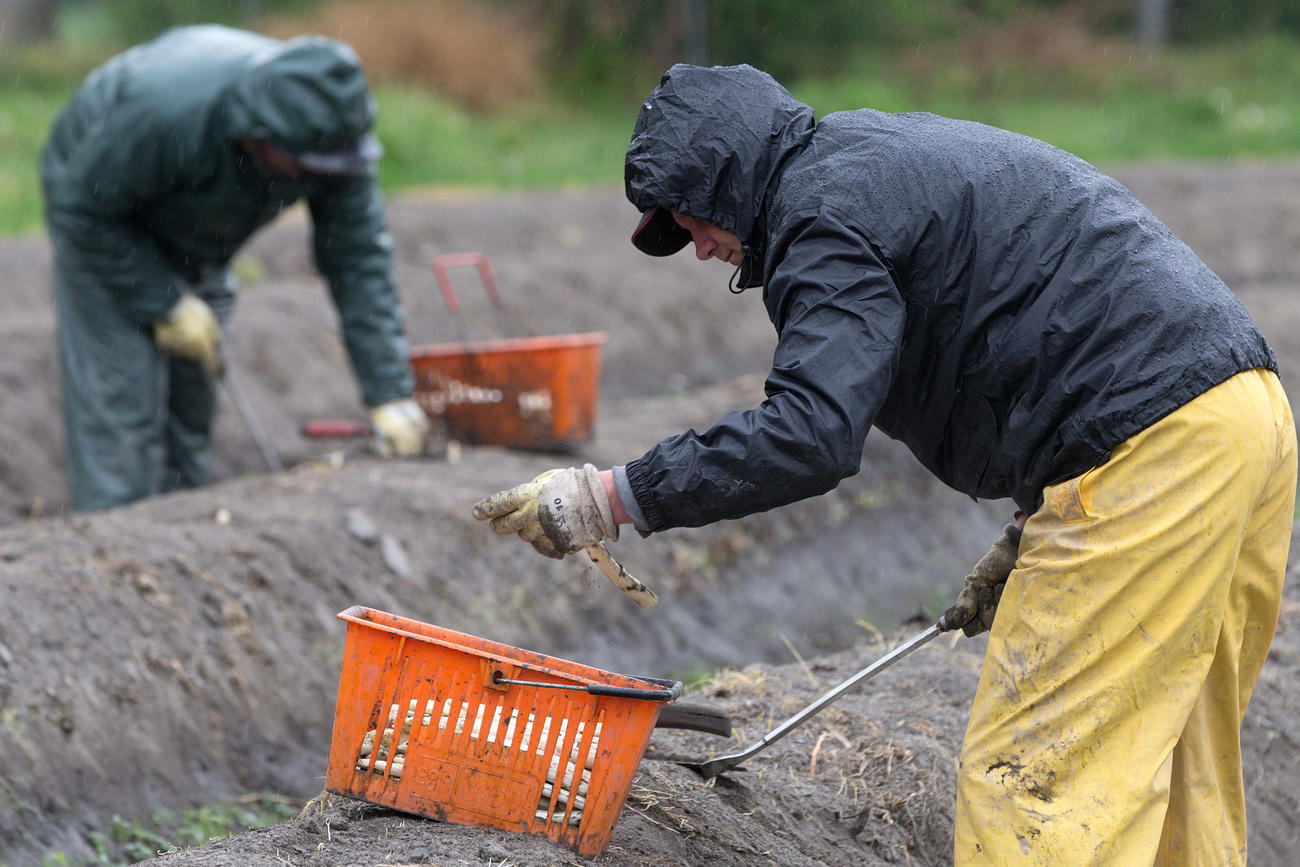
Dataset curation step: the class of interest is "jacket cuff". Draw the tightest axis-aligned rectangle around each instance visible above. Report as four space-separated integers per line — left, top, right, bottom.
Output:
612 465 651 533
361 375 414 409
623 457 669 533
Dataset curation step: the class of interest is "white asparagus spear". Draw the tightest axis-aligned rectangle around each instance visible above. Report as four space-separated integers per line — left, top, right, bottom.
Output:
584 543 657 607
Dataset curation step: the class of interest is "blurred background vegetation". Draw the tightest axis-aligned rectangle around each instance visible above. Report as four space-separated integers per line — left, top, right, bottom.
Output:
1 0 1299 235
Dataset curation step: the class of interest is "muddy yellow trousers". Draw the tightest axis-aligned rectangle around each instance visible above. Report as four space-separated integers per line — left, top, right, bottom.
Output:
955 368 1296 865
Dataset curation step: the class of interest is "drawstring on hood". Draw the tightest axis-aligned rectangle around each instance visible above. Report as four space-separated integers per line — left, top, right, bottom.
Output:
728 262 744 294
728 247 759 294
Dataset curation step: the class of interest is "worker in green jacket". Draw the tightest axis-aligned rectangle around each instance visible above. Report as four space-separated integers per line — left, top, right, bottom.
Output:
41 25 431 512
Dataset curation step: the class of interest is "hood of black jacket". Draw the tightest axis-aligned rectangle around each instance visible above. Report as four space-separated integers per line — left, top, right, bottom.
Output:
624 64 816 288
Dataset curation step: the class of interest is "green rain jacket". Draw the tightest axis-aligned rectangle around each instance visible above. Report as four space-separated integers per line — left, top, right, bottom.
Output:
40 24 412 406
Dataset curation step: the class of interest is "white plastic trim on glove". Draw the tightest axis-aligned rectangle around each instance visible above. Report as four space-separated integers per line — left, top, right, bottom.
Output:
368 398 431 457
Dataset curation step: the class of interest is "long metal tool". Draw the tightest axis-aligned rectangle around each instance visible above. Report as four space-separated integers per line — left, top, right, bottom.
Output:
677 623 945 779
221 370 284 473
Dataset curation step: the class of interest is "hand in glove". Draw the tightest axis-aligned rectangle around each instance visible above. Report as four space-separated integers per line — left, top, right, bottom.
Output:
369 399 431 457
472 464 618 559
941 522 1023 637
153 293 223 377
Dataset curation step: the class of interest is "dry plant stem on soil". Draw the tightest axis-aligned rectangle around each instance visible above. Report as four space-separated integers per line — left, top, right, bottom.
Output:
808 727 853 776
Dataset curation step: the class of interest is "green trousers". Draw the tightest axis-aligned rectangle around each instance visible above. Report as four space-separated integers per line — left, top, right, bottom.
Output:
54 261 235 512
956 368 1296 864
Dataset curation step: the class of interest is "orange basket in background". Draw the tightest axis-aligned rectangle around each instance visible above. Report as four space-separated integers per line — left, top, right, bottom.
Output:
410 332 605 451
325 606 681 857
409 252 607 452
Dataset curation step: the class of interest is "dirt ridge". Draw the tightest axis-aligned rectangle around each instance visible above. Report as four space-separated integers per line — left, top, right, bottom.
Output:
1 162 1298 865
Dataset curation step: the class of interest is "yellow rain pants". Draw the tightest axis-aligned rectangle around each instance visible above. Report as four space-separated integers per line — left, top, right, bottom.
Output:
955 368 1296 865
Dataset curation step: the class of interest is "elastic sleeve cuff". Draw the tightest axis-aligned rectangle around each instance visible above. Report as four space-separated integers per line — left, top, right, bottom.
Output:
613 465 652 533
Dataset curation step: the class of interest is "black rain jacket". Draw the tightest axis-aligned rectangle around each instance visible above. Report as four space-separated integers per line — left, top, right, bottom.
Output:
40 25 412 407
623 64 1275 530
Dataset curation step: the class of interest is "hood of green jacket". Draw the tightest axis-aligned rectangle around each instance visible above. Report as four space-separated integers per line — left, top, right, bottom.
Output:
220 34 376 153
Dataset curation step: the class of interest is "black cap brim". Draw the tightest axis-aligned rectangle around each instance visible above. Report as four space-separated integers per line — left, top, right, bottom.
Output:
631 206 691 256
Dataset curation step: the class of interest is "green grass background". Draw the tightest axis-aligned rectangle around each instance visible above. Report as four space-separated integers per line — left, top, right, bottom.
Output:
4 34 1300 236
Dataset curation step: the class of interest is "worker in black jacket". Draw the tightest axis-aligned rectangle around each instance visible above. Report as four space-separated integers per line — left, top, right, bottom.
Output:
474 64 1295 863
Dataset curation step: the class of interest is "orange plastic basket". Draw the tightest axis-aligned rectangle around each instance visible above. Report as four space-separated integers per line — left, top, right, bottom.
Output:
409 251 607 452
409 332 606 451
325 606 680 856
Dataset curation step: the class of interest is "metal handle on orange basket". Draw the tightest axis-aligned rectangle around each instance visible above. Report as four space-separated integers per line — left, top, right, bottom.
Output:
492 672 682 702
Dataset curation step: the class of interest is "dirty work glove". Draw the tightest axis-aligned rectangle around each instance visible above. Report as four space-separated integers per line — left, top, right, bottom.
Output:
368 399 431 457
941 523 1023 637
153 293 223 377
472 464 618 560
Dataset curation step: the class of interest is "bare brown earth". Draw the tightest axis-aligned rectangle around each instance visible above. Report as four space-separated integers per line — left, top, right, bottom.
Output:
0 161 1298 866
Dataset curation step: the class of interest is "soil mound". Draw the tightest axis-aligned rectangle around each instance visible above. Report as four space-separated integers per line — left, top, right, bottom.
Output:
1 162 1298 865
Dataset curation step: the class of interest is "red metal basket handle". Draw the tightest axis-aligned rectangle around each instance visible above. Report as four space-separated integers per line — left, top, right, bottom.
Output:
301 419 372 438
428 251 502 315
